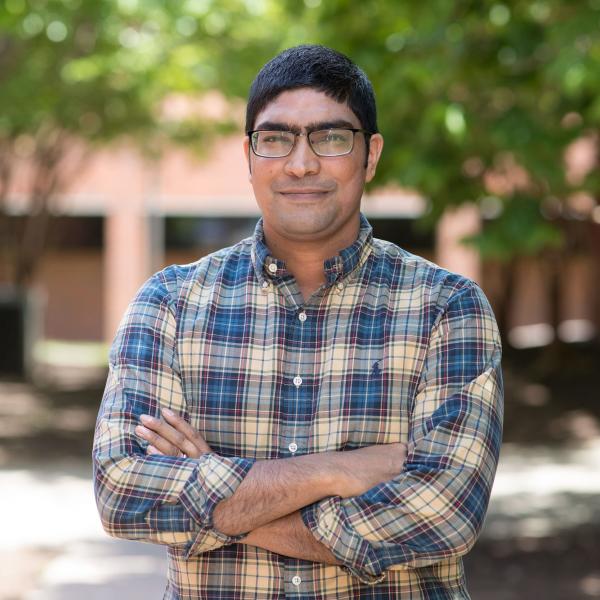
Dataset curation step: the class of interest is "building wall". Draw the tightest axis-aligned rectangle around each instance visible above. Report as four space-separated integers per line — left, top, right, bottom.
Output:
37 250 104 341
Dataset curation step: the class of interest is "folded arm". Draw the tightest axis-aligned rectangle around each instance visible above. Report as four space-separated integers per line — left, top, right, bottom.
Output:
300 282 504 582
241 511 341 565
138 409 406 538
92 272 255 554
94 271 406 558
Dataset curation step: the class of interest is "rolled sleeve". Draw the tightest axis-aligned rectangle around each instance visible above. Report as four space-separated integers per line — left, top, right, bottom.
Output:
303 281 503 582
181 453 254 555
301 497 392 584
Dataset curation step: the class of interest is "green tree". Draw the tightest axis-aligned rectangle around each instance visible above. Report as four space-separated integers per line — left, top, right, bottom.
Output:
0 0 271 284
285 1 598 255
1 0 598 337
229 0 600 337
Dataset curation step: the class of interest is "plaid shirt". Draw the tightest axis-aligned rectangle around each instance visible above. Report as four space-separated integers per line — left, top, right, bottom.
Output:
93 215 503 599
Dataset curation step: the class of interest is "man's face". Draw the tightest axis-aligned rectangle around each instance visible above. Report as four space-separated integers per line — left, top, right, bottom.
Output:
244 88 383 248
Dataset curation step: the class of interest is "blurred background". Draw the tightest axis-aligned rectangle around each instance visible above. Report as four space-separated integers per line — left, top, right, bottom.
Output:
1 1 599 598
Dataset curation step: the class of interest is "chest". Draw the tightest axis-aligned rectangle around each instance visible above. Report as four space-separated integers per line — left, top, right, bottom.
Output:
177 285 430 459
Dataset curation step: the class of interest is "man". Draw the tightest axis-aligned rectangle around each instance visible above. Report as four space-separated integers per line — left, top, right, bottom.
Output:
93 44 503 599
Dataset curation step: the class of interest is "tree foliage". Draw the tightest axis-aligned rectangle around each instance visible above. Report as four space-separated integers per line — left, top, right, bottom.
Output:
1 0 599 282
0 0 265 282
279 0 599 258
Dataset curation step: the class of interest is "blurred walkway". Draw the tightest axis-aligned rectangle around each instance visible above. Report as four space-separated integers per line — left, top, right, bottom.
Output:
25 539 166 600
1 377 600 599
2 444 598 599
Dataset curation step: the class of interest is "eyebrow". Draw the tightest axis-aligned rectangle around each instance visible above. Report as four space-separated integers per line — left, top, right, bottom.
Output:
252 119 358 133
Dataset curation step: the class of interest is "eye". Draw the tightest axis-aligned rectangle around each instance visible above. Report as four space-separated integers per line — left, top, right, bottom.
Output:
325 131 346 142
261 131 292 143
312 129 350 145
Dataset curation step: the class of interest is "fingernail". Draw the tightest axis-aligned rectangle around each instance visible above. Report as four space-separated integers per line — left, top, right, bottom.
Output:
140 414 153 424
162 408 174 417
135 425 147 436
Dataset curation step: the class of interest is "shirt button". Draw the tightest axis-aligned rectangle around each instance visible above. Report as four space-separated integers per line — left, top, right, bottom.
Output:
336 282 344 291
268 263 278 274
293 376 303 387
288 442 298 453
292 575 302 586
298 311 307 322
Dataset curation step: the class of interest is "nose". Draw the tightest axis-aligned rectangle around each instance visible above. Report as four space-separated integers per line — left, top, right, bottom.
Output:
283 134 320 178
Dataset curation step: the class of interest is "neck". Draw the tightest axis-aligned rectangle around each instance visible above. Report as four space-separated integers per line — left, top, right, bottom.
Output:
263 220 360 300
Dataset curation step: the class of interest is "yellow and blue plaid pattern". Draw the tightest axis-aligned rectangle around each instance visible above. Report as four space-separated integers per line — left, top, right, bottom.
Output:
93 215 503 599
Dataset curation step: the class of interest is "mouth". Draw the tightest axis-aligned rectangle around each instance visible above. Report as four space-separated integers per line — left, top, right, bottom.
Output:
277 188 332 200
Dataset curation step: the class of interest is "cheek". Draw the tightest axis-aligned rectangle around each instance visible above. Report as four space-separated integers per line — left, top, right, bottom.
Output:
250 162 277 188
339 162 366 191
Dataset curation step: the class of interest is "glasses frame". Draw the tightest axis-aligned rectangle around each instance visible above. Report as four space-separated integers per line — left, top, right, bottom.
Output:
247 128 372 158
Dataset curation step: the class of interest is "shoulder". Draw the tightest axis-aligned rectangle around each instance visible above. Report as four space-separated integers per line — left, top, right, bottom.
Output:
134 237 254 310
368 237 495 323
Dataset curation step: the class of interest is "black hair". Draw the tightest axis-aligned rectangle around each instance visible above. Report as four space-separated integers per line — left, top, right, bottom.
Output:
245 44 378 135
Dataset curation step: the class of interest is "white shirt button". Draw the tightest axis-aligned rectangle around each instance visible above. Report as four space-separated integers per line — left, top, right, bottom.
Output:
268 263 278 274
293 376 303 387
298 311 307 322
292 575 302 586
336 282 344 290
288 442 298 453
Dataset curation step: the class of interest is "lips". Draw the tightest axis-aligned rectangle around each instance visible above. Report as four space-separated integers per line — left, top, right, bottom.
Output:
275 186 334 200
278 188 330 194
278 191 330 203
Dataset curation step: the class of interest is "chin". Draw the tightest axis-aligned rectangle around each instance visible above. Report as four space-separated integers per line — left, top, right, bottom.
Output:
279 217 335 238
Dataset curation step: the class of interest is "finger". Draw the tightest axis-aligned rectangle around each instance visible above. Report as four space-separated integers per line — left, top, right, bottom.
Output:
162 409 213 454
135 424 181 457
148 443 186 459
139 414 206 458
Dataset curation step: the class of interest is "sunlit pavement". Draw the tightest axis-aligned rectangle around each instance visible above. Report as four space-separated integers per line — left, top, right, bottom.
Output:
24 540 166 600
2 441 599 600
0 461 166 600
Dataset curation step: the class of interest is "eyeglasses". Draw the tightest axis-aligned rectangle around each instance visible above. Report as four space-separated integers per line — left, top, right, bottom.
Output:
248 128 371 158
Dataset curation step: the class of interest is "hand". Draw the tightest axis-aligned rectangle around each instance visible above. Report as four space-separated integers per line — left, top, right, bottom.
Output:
332 442 407 498
135 409 213 458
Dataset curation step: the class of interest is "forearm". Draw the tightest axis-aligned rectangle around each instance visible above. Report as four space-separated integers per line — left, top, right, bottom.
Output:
213 453 339 536
302 360 503 578
242 511 341 565
94 452 196 544
94 446 253 544
135 408 407 541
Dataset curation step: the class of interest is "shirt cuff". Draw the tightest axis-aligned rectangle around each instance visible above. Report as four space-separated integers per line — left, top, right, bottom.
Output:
301 496 386 585
180 453 255 557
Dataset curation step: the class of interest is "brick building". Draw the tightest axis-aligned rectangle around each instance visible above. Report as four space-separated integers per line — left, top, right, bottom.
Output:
1 135 598 367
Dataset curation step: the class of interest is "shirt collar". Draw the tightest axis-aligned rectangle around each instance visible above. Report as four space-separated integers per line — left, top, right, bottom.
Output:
251 213 373 286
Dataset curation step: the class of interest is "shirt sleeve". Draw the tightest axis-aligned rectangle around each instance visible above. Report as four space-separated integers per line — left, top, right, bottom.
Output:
301 281 503 583
93 271 254 557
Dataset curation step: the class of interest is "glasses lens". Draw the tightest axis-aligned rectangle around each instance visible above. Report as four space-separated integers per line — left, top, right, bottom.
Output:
309 129 354 156
252 131 295 157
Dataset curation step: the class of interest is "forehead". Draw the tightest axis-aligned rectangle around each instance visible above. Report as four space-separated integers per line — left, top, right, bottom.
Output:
254 88 360 128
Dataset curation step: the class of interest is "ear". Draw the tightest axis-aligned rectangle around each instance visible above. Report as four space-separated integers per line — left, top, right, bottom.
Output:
243 136 252 179
365 133 384 183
